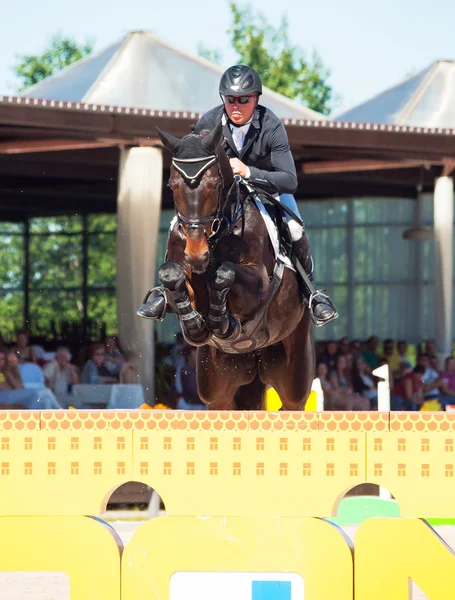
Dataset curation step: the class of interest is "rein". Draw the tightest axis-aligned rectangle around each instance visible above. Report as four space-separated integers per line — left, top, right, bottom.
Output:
171 155 245 248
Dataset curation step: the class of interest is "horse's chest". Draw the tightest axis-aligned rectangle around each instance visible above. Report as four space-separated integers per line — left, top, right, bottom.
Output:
216 227 262 263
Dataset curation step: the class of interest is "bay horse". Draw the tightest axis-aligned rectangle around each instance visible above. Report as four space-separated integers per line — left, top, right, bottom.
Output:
155 121 315 410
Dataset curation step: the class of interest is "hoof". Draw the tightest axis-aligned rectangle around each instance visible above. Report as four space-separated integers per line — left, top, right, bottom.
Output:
210 262 236 291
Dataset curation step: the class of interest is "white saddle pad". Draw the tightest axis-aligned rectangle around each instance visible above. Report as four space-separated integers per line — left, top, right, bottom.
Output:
253 197 295 270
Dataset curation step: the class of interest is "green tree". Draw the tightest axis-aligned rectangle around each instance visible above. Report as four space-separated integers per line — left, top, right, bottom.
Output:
198 2 335 114
12 34 94 91
229 2 333 114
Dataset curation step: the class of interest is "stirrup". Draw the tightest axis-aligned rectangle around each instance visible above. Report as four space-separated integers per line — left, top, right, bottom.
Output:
308 290 339 328
139 286 167 322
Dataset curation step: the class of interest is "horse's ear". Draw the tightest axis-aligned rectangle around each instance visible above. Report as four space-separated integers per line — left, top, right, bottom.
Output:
156 127 181 154
201 120 223 153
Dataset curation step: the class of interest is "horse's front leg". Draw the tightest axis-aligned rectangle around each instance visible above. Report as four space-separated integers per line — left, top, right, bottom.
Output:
207 262 240 339
207 261 264 339
158 261 210 346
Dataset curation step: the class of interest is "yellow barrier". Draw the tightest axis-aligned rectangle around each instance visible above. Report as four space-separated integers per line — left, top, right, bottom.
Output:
1 410 455 598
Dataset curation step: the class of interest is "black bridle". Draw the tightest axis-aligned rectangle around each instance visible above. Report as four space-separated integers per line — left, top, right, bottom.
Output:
171 154 244 249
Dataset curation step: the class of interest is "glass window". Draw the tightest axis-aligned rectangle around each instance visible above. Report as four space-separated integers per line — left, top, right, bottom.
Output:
28 290 83 336
0 234 24 289
0 291 24 340
87 292 117 335
87 214 117 233
298 199 348 226
314 285 348 342
88 234 116 288
0 222 24 234
307 228 347 284
29 234 83 289
353 284 418 340
353 198 414 225
353 226 416 283
29 216 83 233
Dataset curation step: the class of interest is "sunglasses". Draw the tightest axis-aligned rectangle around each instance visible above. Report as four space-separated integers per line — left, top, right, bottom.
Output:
224 95 256 105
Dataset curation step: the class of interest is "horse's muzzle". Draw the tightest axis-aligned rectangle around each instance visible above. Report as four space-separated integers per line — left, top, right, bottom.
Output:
185 251 210 274
184 228 210 273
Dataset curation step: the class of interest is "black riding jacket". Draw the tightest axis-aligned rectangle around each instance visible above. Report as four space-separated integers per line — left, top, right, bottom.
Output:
193 104 298 196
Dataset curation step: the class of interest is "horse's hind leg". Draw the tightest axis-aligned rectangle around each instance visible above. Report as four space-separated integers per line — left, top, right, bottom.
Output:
159 261 210 345
259 310 315 411
197 346 258 410
207 261 241 339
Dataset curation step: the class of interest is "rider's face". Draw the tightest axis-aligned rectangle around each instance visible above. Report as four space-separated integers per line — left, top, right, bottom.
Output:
223 95 258 125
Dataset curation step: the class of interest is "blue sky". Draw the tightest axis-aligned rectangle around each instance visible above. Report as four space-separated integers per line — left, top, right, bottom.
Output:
1 0 454 114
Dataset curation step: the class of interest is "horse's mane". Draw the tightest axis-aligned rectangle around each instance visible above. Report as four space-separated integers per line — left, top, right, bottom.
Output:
174 129 214 160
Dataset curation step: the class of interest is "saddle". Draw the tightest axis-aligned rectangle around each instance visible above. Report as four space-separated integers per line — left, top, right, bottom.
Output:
207 188 297 355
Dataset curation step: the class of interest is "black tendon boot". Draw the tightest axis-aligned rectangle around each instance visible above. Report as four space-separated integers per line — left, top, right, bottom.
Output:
291 234 338 327
208 262 241 339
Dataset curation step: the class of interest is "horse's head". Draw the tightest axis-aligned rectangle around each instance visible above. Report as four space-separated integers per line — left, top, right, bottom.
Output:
157 121 232 274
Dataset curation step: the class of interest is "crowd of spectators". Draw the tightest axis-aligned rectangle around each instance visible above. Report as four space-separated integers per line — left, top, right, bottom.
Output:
315 336 455 411
0 329 138 409
2 327 455 412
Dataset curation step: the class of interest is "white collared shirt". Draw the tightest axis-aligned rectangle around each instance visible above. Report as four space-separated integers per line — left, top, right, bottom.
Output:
230 121 251 153
229 117 253 179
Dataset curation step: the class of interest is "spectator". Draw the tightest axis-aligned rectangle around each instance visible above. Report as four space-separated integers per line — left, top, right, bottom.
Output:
350 339 363 358
0 349 22 390
12 329 36 363
439 357 455 408
344 351 354 373
0 348 61 409
397 340 413 369
104 336 126 377
81 344 119 384
417 354 442 405
363 336 380 370
382 338 396 366
430 355 440 374
315 362 332 403
390 365 425 411
351 356 377 407
329 355 351 391
176 346 206 410
5 350 24 387
327 355 369 411
338 337 351 356
43 346 79 404
319 341 338 371
425 340 436 357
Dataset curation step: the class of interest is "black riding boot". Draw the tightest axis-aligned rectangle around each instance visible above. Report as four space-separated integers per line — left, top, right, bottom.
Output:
291 234 338 327
137 291 167 320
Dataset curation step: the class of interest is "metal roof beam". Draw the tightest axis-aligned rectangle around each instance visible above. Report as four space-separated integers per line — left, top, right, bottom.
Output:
301 159 435 175
0 138 120 154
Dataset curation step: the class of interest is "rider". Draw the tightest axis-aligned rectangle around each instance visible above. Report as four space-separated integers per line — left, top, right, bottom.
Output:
138 64 337 327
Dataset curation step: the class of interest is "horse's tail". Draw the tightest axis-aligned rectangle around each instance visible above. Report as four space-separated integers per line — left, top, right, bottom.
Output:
234 375 266 410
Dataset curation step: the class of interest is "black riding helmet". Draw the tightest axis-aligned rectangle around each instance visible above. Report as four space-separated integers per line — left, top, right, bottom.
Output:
219 65 262 97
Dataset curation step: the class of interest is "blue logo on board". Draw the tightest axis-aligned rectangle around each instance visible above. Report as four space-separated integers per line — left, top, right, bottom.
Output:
252 580 292 600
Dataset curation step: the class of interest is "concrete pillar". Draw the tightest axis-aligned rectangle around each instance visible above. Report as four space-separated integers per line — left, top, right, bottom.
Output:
116 147 163 402
434 176 454 361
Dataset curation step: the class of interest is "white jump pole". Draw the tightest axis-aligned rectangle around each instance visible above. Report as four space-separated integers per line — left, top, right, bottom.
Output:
373 364 391 500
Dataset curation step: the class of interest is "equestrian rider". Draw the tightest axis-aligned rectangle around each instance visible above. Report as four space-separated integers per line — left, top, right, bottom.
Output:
138 64 337 327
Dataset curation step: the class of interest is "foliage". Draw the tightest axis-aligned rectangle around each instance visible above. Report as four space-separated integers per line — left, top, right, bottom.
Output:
229 2 333 114
197 2 334 114
12 33 94 91
0 215 117 343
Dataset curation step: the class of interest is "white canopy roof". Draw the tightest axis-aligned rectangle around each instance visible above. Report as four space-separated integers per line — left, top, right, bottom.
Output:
23 31 325 120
